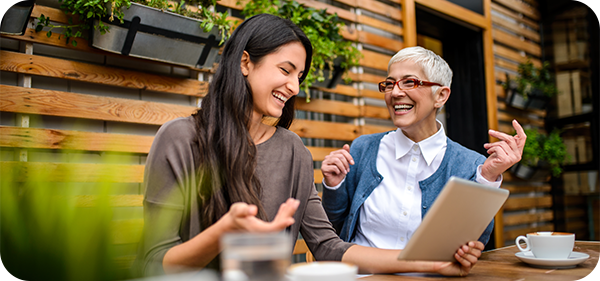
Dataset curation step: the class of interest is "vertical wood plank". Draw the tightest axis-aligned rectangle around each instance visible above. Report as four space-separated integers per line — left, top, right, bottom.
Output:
401 0 417 47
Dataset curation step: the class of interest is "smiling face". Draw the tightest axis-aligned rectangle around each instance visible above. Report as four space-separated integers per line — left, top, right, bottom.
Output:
241 42 306 121
385 60 451 142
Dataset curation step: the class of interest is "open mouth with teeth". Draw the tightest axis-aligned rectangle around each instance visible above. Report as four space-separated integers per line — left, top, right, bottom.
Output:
394 104 414 112
272 92 288 103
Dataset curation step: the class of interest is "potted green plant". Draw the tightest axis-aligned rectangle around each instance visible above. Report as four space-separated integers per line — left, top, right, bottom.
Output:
510 128 568 180
241 0 361 101
35 0 233 69
503 60 559 110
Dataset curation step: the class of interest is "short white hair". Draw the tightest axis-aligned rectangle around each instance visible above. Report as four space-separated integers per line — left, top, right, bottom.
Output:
388 46 453 94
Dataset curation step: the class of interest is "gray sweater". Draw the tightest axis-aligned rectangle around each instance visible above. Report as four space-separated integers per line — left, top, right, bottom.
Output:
137 116 352 276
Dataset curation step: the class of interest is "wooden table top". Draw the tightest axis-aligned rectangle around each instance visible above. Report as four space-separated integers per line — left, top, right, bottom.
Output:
361 241 600 280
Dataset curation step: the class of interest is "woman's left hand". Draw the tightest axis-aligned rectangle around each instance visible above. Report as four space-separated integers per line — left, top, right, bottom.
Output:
225 198 299 233
434 241 484 276
481 119 527 182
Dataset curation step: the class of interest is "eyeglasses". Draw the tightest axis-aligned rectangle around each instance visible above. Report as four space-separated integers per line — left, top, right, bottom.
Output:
378 78 443 93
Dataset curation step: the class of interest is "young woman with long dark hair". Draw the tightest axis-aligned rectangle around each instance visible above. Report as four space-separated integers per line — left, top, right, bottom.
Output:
137 14 483 277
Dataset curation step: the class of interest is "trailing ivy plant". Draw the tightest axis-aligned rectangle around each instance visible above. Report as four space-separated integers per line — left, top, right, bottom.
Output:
36 0 232 46
503 59 559 100
521 128 568 177
241 0 362 101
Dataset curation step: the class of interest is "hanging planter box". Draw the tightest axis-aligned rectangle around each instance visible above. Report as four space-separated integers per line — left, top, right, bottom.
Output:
0 0 35 36
91 3 222 69
510 162 551 181
505 87 549 111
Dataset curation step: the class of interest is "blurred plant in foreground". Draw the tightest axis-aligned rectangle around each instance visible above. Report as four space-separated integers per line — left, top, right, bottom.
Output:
1 156 125 280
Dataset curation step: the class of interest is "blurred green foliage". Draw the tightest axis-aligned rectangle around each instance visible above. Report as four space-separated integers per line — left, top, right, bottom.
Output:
1 157 127 280
521 128 568 177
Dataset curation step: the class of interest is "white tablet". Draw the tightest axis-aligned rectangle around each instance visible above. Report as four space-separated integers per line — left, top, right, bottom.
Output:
397 176 509 262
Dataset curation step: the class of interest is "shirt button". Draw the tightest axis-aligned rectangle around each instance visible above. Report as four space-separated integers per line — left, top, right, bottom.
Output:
403 211 408 216
400 237 405 242
407 186 413 191
412 157 417 162
413 146 418 152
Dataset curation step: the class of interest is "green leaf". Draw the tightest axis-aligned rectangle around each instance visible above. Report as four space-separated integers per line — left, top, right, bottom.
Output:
47 31 52 38
35 24 44 32
72 40 78 47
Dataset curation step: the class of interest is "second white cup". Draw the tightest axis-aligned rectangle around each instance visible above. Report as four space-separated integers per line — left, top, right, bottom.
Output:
515 232 575 259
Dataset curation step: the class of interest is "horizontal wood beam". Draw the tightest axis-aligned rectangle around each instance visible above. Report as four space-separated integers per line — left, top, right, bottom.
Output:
356 0 402 22
502 184 551 194
491 2 539 30
493 44 542 67
357 31 404 52
492 29 541 58
361 124 395 135
1 161 145 183
492 14 540 42
357 14 402 36
361 105 390 120
504 225 554 242
306 146 338 162
312 85 360 97
0 51 208 97
360 50 392 71
0 126 154 153
0 126 338 164
493 0 540 21
290 119 360 141
0 85 196 125
503 196 553 211
295 99 360 117
503 211 553 226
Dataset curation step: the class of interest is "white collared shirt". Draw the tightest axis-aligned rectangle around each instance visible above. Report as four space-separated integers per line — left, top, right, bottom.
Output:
324 121 501 249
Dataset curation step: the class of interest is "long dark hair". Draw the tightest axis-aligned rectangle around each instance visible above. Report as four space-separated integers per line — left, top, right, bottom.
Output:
192 14 313 228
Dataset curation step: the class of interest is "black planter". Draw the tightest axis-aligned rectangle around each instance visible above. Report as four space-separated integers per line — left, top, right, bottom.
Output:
505 87 549 110
0 0 35 36
91 3 223 69
510 162 551 181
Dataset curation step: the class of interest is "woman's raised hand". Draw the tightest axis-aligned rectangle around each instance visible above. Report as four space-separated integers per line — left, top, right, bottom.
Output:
481 120 527 182
321 144 355 187
225 198 299 233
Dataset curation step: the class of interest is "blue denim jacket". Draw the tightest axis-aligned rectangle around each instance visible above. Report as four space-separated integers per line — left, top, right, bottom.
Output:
322 131 494 246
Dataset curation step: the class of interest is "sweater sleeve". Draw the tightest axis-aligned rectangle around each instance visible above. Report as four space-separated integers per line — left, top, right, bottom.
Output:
136 118 196 277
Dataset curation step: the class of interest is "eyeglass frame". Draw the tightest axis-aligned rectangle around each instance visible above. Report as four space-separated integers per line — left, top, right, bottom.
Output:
378 78 444 93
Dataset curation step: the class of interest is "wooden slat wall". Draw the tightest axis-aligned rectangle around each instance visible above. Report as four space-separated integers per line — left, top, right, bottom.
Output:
0 0 399 271
490 0 552 247
2 0 555 268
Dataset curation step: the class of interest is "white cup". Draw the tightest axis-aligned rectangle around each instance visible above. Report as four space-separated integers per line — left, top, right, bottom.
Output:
515 232 575 259
221 232 292 281
287 262 358 281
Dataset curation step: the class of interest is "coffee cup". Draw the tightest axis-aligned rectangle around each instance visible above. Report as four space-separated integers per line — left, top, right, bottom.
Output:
515 232 575 259
287 262 358 281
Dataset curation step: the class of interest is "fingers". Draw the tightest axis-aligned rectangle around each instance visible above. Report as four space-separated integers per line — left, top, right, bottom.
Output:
343 144 350 153
275 198 300 222
230 202 254 218
321 145 354 186
454 241 482 269
512 119 527 148
269 198 299 230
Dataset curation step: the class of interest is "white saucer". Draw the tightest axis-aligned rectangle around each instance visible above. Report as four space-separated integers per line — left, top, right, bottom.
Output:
515 251 590 269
